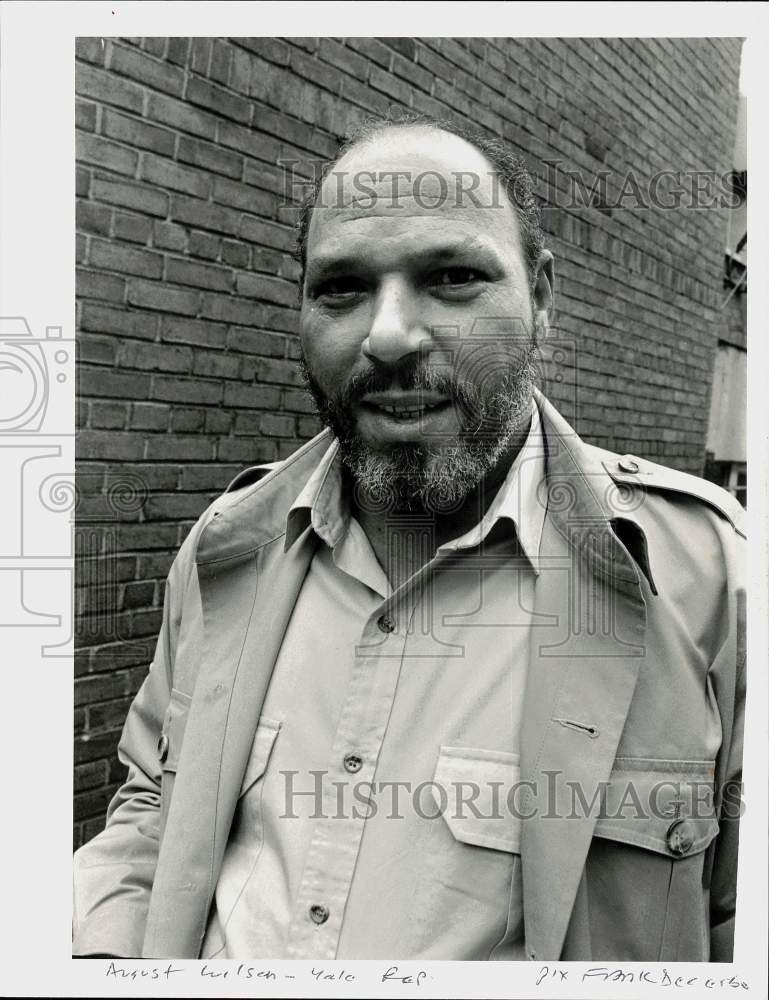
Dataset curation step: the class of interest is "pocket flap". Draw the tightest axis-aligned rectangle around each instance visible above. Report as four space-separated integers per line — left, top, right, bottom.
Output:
240 717 281 797
159 687 193 773
432 746 521 854
593 758 719 857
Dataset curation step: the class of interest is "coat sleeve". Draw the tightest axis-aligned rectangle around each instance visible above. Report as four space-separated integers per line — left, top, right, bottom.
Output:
707 527 746 962
72 523 200 957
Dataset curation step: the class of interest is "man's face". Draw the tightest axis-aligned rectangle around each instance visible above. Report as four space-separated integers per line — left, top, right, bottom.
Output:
299 126 550 513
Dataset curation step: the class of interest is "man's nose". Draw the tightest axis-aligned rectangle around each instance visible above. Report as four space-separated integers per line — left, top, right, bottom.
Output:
362 279 428 366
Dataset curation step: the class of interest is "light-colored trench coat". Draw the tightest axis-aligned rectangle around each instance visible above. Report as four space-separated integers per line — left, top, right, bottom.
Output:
73 391 745 962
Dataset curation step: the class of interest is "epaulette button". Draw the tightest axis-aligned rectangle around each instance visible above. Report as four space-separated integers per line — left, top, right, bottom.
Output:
618 455 640 474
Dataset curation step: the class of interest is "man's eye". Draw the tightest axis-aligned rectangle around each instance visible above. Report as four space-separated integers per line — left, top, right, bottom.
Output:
435 268 480 286
315 277 365 301
429 267 486 297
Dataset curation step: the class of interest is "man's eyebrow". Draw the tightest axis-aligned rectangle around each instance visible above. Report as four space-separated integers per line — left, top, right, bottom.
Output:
305 237 498 280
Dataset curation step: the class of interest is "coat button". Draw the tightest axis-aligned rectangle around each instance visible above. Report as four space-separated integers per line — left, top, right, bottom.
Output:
157 734 170 764
377 614 395 633
343 752 363 773
618 455 640 474
666 818 695 856
309 904 329 924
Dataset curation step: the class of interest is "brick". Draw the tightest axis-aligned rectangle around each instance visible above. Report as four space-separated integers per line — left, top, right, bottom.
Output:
200 293 265 326
254 357 304 387
318 38 369 80
77 166 90 197
76 201 112 236
152 221 187 251
170 194 241 235
228 327 285 357
165 257 232 292
91 177 168 216
90 239 163 279
77 334 115 365
147 91 218 140
185 75 251 124
210 39 232 85
113 212 152 244
238 215 294 251
161 315 228 349
142 37 167 59
78 431 145 461
167 37 190 67
144 434 216 461
236 37 290 66
120 340 192 373
177 135 244 179
76 268 126 303
222 382 282 410
221 239 249 268
189 231 221 260
216 118 281 165
192 350 241 379
76 98 98 131
212 175 275 216
76 62 143 113
126 279 200 315
131 402 168 430
80 302 158 340
76 36 107 66
101 109 175 156
190 37 212 74
151 375 222 405
90 401 128 430
169 407 206 432
109 41 185 96
144 493 209 520
235 272 297 307
140 154 211 198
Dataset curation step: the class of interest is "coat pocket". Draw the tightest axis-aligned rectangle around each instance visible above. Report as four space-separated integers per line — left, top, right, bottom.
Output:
582 758 719 961
158 687 193 840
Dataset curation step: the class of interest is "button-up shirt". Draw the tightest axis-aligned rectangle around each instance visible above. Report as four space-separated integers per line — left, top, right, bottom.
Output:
201 403 548 960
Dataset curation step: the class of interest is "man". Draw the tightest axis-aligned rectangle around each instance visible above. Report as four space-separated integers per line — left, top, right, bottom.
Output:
73 111 745 962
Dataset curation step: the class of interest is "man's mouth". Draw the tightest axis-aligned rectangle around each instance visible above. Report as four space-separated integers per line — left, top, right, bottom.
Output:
359 393 452 423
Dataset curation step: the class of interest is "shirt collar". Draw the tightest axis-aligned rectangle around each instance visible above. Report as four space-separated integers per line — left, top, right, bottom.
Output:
435 401 546 572
284 402 546 571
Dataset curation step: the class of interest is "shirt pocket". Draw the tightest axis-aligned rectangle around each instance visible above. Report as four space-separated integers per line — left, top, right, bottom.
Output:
158 686 193 840
585 757 719 961
420 746 523 958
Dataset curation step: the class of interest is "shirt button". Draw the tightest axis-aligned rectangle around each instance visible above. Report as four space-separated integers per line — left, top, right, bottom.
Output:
157 734 169 764
309 904 329 925
377 614 395 633
343 752 363 774
666 818 695 856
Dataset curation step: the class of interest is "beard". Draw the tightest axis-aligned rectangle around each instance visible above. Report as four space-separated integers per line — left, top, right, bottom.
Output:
299 333 539 516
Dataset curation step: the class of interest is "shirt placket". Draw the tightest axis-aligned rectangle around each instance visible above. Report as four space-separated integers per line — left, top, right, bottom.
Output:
285 597 410 959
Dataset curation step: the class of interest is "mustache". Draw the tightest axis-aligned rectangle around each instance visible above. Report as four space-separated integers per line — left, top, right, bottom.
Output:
330 357 476 411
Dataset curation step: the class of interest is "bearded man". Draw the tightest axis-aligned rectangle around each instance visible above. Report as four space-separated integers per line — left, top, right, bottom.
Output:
73 112 745 963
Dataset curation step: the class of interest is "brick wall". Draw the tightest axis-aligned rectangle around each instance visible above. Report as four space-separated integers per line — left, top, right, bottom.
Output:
74 36 742 846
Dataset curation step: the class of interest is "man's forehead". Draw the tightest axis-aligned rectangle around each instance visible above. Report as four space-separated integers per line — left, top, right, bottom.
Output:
309 126 520 242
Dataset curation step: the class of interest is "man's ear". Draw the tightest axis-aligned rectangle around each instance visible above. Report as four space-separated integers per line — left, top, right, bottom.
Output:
533 249 554 315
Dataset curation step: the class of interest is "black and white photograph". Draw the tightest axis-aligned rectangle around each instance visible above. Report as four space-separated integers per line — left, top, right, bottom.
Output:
0 3 767 997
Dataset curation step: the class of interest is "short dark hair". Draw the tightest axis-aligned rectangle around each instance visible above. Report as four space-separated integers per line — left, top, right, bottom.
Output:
294 108 545 292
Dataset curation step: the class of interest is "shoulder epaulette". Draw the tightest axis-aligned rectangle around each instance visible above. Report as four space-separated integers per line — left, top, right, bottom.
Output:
600 451 746 539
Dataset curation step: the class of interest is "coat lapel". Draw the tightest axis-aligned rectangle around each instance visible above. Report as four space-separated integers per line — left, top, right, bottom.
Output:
520 394 648 960
143 435 329 958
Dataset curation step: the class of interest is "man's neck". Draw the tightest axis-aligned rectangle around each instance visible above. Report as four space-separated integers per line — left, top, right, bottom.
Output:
351 414 533 591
